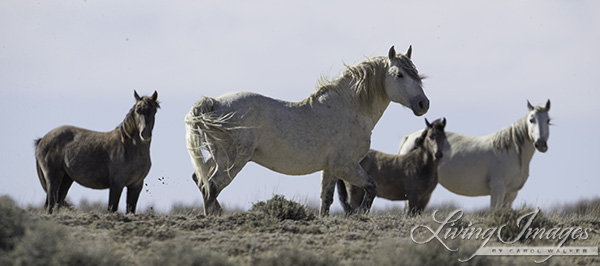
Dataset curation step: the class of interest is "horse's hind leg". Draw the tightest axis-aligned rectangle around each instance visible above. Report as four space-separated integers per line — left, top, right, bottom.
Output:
328 163 377 215
57 176 73 210
41 168 66 214
199 162 247 216
320 171 337 217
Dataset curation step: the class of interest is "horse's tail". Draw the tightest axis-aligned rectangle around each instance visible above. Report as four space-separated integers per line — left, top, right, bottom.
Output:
34 139 46 191
184 97 238 182
34 138 49 207
336 179 352 214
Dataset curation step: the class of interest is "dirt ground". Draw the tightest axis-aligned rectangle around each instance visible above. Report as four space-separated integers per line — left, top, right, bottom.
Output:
1 195 599 266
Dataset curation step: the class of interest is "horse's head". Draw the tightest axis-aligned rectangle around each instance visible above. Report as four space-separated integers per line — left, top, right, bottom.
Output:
133 90 160 142
415 117 447 160
384 45 429 116
526 99 551 153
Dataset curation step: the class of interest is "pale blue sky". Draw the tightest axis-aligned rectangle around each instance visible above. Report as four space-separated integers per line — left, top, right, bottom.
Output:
1 1 598 213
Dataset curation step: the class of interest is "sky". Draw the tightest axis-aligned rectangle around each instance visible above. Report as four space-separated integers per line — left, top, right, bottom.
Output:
1 1 599 213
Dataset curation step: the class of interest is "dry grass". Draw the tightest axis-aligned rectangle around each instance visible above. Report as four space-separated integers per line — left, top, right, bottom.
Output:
1 195 599 265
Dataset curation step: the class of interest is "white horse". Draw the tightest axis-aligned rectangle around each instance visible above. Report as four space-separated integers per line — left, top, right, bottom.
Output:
398 100 551 209
185 46 429 216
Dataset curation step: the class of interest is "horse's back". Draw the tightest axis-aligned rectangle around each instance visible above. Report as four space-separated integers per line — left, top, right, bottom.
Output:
37 126 90 156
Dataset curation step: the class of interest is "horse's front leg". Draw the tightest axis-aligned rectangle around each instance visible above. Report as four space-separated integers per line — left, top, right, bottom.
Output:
126 181 144 214
330 163 377 215
489 180 507 210
319 171 337 217
406 187 421 216
108 184 124 212
503 191 518 209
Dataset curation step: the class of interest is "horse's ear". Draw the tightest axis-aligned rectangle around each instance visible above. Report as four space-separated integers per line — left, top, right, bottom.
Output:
441 117 447 128
425 118 432 128
545 99 551 111
134 90 141 101
527 100 534 111
388 46 396 60
151 91 158 102
406 45 412 59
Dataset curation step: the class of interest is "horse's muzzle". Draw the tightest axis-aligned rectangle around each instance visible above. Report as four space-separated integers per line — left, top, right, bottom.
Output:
534 140 548 153
140 131 152 142
412 98 430 116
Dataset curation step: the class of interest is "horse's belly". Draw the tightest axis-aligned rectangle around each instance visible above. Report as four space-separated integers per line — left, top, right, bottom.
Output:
251 150 325 175
67 168 111 189
437 159 492 196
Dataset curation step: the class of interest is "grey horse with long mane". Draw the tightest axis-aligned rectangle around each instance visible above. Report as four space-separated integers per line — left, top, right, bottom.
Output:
185 46 429 216
35 91 160 214
338 118 446 215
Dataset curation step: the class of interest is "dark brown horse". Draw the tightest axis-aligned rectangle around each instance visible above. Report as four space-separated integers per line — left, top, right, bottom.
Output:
35 91 159 214
337 118 446 215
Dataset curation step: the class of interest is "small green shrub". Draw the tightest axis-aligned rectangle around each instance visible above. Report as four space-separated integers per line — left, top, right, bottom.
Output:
0 196 27 251
250 195 315 221
10 220 126 266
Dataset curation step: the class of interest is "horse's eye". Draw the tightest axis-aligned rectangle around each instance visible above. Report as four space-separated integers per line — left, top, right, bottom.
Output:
396 72 404 78
529 118 535 123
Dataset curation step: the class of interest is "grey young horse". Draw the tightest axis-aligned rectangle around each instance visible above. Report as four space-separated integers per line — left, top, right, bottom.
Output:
338 118 446 215
35 91 159 214
185 46 429 216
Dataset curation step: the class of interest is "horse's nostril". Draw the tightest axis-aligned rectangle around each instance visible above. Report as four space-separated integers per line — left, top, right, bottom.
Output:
418 101 425 109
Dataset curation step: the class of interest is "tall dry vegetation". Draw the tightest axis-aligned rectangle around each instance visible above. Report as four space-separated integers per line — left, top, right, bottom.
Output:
1 194 598 266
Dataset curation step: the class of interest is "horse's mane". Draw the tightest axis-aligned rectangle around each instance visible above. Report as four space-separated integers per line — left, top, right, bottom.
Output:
491 116 529 155
119 107 138 142
306 55 419 109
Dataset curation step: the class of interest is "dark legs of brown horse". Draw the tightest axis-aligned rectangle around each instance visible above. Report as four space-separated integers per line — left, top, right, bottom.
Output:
126 182 144 214
43 168 72 214
57 177 73 209
108 185 124 213
107 182 144 214
322 163 377 216
407 191 432 216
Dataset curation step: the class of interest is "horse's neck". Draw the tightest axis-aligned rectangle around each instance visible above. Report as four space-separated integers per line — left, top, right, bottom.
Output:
314 76 390 130
511 117 536 164
401 146 435 172
117 109 142 146
492 116 536 172
519 136 536 176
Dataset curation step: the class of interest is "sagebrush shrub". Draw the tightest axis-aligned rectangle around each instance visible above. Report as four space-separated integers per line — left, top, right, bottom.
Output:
250 195 315 221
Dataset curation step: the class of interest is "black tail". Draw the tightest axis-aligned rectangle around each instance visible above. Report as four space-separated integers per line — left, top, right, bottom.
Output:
336 179 352 214
34 138 42 148
34 138 49 207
